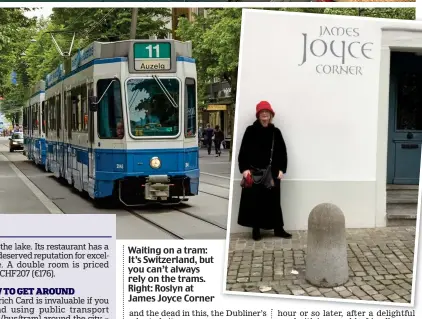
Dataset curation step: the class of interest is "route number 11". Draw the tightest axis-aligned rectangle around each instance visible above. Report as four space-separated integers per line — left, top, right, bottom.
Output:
146 44 160 58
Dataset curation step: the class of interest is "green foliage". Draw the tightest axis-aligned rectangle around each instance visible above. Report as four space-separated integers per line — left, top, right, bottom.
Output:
176 8 415 108
0 84 25 125
175 7 415 158
21 8 171 87
0 8 36 123
0 8 36 96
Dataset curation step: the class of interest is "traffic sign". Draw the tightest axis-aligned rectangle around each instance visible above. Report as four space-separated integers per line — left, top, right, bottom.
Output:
133 42 171 71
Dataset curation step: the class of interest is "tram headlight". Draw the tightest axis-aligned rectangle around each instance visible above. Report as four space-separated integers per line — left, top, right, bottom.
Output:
150 157 161 169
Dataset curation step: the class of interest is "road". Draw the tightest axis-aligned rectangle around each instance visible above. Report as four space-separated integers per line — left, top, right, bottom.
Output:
0 136 230 240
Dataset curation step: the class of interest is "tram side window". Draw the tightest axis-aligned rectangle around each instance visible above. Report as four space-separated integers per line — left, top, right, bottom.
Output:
71 87 82 132
97 79 123 139
81 84 88 132
23 108 28 132
41 102 45 134
64 91 68 130
44 101 48 136
49 97 56 131
185 78 197 137
33 104 39 133
56 95 61 131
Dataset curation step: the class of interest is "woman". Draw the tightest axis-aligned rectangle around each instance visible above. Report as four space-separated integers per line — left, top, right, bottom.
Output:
214 125 224 157
237 101 292 241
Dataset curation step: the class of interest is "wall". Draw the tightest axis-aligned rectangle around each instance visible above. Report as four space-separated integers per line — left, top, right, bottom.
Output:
230 10 422 232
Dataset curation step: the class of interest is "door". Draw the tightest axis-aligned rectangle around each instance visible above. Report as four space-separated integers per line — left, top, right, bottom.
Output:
87 82 94 180
387 52 422 184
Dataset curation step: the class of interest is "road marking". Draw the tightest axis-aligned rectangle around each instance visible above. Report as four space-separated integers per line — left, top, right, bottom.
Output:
0 154 63 214
200 171 231 180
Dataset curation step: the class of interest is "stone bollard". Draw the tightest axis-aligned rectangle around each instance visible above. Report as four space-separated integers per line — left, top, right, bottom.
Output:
305 203 348 287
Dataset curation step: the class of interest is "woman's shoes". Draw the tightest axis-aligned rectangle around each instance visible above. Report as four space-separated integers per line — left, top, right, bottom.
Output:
252 228 261 241
252 228 292 241
274 228 292 239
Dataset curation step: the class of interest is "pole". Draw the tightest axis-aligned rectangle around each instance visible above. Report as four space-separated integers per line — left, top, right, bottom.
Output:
130 8 138 39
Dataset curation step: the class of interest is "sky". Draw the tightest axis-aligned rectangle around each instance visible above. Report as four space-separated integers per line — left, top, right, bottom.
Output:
24 7 53 19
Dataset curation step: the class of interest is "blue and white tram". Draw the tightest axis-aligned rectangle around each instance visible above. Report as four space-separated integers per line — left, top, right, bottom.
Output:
23 80 46 164
42 39 199 206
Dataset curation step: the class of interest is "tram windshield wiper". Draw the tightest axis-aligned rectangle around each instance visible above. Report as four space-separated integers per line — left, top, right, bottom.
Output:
152 75 179 109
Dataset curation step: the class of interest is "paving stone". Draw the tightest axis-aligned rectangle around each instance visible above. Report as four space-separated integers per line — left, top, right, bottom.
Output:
372 294 388 301
319 288 333 293
308 290 322 296
387 293 401 301
394 298 407 303
291 289 306 296
339 289 353 298
360 295 374 301
227 226 415 302
324 291 340 298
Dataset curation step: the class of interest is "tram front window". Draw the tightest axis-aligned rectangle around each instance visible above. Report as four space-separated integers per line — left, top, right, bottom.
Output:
127 78 180 137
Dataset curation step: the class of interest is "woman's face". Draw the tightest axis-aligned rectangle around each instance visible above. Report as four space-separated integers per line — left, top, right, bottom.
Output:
259 110 271 125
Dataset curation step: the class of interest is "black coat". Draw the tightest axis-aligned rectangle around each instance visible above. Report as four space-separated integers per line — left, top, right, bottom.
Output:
237 120 288 230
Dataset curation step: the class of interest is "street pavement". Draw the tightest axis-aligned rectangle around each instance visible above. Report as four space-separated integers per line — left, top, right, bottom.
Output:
226 227 415 303
0 137 231 240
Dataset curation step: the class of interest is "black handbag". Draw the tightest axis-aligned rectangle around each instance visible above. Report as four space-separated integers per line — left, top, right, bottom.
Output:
250 133 275 189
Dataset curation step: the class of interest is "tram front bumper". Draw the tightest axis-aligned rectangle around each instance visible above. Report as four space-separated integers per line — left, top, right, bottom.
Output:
144 175 171 200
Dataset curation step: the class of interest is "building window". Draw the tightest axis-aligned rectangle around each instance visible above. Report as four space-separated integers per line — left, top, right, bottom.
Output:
97 79 124 139
185 78 196 137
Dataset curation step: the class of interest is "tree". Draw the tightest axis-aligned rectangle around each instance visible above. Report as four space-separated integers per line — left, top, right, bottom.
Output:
176 8 415 159
0 9 36 124
22 8 172 86
0 84 25 126
0 8 36 96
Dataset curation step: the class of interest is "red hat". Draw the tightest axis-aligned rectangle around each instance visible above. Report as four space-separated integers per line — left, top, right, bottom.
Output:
256 101 275 118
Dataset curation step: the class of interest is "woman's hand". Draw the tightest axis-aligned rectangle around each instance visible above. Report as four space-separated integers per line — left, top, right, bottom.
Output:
242 170 251 178
277 171 284 179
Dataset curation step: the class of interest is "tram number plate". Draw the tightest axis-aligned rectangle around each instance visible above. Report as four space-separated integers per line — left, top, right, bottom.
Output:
134 43 171 71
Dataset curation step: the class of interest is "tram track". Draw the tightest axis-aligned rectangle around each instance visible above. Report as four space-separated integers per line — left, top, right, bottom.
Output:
126 205 227 240
124 173 229 239
1 143 230 239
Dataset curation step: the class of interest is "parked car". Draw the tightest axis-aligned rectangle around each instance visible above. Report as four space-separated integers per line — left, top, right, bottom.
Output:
9 132 23 152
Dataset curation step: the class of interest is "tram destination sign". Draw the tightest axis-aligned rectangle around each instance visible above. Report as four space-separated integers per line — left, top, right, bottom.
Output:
133 42 172 71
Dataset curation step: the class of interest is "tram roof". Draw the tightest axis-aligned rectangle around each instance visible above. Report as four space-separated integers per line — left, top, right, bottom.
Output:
45 39 193 88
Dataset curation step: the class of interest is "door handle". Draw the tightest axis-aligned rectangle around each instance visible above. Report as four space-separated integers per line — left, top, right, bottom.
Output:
407 132 414 139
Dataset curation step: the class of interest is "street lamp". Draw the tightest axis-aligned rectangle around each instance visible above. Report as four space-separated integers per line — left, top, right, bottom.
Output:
21 39 37 56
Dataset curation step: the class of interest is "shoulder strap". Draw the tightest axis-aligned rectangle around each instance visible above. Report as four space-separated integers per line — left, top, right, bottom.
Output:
269 132 274 165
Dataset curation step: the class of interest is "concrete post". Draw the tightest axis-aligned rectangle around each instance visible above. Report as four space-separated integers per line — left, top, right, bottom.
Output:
305 203 348 287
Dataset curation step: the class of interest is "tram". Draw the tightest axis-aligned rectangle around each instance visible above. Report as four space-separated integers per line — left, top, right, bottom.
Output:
23 81 46 163
23 39 199 206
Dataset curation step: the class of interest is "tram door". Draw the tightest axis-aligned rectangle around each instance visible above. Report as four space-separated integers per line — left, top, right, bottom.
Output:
65 89 72 182
56 94 63 177
28 104 32 158
88 82 94 180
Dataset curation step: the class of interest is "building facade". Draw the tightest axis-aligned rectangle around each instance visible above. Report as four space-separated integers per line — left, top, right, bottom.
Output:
170 8 233 146
230 10 422 232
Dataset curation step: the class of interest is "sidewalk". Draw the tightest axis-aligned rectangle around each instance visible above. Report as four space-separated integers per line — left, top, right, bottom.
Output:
226 226 415 303
199 147 230 159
